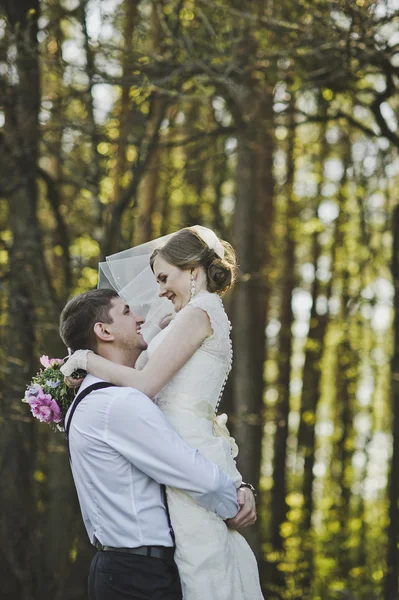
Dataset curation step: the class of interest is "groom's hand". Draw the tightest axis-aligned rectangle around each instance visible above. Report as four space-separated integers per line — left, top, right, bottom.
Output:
64 375 84 389
225 488 256 529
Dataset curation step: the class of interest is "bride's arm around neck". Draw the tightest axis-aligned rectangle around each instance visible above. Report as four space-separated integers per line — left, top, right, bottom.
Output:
87 306 212 398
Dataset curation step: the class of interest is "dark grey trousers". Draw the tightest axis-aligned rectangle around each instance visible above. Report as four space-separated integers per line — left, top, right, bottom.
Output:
88 550 183 600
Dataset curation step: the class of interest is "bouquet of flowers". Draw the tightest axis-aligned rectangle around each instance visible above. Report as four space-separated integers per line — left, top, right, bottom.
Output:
22 355 77 430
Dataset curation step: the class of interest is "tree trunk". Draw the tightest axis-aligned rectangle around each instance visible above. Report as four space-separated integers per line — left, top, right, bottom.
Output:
80 0 105 229
111 0 139 247
103 95 169 257
232 89 274 558
136 146 160 243
269 96 296 595
384 203 399 600
295 116 330 593
271 95 296 545
330 140 357 585
0 3 58 599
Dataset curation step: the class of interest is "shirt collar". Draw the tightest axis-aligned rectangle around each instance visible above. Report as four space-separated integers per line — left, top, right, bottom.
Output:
78 373 106 393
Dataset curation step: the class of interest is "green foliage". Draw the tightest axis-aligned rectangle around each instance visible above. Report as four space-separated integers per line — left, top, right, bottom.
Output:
1 0 399 598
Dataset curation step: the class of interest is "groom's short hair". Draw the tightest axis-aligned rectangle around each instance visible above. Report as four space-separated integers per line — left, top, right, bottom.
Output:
60 289 119 352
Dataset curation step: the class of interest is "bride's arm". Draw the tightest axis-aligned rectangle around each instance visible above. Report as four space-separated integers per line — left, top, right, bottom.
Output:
135 314 173 371
85 306 212 398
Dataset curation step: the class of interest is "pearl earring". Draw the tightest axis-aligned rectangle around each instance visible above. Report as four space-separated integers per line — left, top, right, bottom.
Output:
190 273 196 299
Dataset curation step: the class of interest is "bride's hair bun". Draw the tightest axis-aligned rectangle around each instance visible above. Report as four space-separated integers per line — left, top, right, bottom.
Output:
206 242 237 295
150 228 238 296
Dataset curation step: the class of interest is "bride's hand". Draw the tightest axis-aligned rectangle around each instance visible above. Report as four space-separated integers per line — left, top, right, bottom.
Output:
61 349 93 376
158 314 173 330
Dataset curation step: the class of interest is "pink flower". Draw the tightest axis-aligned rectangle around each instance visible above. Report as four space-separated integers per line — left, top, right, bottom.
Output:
40 355 52 368
50 358 64 366
26 386 62 424
40 355 64 368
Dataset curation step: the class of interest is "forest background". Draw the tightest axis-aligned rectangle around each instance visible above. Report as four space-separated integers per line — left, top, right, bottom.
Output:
1 0 399 599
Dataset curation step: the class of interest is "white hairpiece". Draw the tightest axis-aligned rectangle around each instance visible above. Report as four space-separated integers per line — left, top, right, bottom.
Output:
97 226 225 340
98 232 176 341
190 225 225 259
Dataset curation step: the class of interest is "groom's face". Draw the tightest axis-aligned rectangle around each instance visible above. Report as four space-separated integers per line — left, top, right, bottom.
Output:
105 297 147 354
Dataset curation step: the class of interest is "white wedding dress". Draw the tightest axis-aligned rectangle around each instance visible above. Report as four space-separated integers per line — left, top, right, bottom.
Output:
147 291 264 600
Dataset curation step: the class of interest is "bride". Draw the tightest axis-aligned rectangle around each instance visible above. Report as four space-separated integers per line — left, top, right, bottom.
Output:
63 226 264 600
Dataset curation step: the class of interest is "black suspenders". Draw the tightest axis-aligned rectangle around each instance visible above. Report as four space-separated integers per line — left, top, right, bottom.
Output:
65 381 175 544
65 382 116 460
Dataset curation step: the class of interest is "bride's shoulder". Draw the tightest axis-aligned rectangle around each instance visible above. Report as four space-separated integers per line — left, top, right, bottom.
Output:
186 292 230 338
189 291 222 308
187 291 225 317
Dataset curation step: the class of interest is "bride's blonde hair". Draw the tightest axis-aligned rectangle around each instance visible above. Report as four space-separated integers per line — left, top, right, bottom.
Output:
150 228 238 296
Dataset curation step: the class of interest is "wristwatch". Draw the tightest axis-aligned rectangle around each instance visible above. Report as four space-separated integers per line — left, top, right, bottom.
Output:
239 482 257 498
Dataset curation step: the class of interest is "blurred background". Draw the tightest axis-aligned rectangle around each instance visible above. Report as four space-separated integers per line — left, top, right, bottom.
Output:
1 0 399 598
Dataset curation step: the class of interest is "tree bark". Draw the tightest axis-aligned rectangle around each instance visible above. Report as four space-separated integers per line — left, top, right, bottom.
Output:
268 96 296 597
331 139 357 585
231 87 274 558
0 3 58 599
80 0 105 229
271 95 296 553
111 0 139 247
384 203 399 600
102 95 169 257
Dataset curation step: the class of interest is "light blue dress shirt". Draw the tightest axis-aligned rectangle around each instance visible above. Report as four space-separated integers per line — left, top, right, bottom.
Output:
66 375 239 548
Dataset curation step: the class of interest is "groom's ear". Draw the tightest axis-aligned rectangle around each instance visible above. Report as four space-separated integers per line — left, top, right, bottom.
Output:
93 322 115 343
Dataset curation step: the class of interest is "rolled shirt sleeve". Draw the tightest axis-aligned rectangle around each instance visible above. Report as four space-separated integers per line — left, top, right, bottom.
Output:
105 389 239 520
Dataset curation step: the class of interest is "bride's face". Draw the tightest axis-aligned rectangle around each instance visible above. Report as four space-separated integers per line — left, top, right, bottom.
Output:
154 256 192 312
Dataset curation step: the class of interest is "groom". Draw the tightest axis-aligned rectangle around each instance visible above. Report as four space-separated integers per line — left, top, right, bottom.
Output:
59 288 256 600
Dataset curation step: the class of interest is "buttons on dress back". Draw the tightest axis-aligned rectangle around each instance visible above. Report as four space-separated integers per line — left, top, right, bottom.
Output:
214 296 233 415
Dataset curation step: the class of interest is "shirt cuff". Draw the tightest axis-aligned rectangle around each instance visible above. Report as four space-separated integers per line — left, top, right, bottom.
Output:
215 499 239 520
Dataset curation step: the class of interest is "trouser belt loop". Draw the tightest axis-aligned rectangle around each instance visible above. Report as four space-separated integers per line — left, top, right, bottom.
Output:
93 537 103 550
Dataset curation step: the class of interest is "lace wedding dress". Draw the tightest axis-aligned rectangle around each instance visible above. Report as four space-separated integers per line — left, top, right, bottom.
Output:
147 291 264 600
